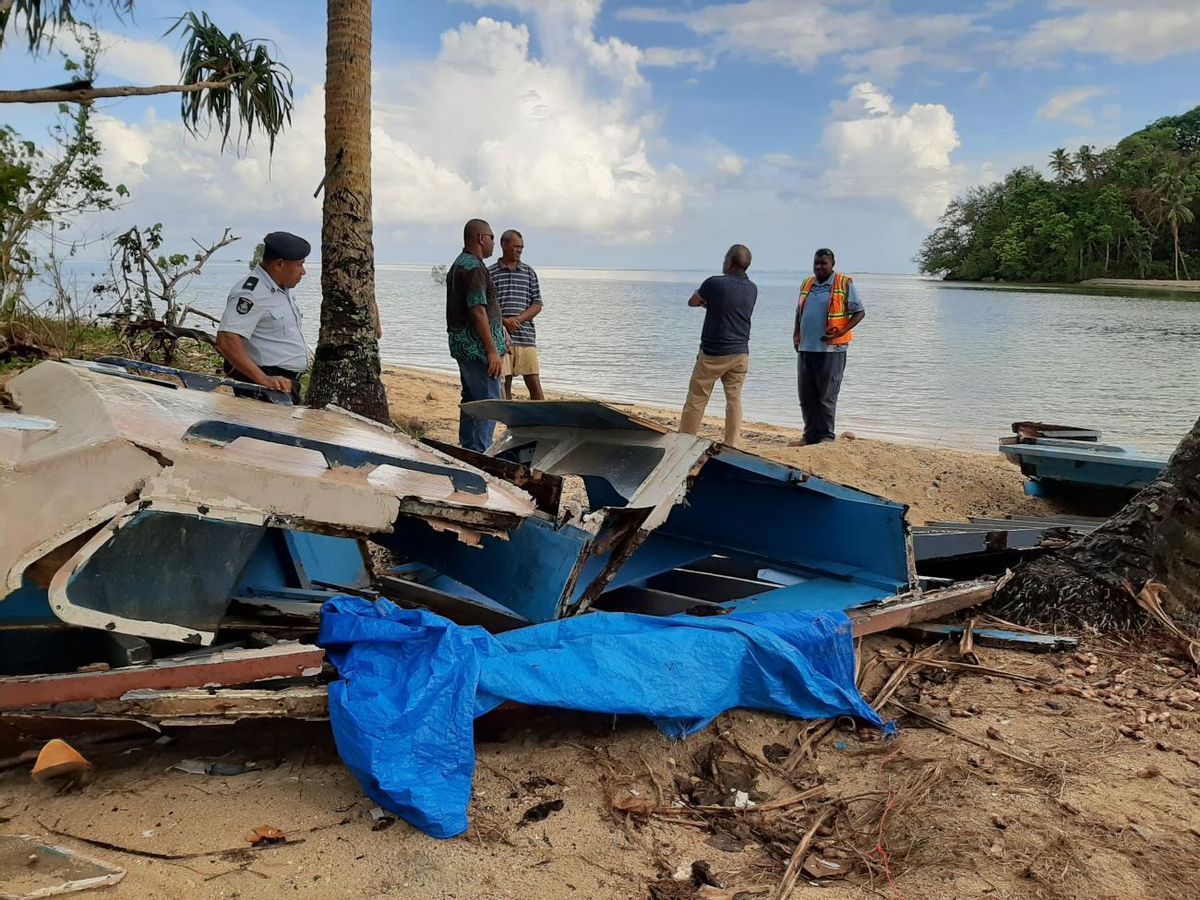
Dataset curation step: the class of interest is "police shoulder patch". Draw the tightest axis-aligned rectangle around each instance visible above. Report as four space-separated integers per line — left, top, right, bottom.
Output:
242 276 259 291
236 297 254 315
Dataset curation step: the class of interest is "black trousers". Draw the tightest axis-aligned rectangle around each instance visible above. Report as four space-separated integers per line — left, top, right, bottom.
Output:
797 351 847 444
223 362 303 404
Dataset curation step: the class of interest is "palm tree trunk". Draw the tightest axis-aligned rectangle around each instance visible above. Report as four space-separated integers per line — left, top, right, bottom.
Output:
306 0 390 423
995 415 1200 629
1173 222 1181 281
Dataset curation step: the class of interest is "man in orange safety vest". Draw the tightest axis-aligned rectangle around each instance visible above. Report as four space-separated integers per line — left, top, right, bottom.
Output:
791 248 865 445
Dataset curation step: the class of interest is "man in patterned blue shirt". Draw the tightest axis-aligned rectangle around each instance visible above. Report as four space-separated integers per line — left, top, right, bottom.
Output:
489 229 545 400
445 219 507 452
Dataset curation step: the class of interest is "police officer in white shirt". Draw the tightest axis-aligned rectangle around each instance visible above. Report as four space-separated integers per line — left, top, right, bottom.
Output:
216 231 311 403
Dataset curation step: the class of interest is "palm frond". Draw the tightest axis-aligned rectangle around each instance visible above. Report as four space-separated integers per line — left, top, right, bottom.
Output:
167 11 294 156
0 1 134 53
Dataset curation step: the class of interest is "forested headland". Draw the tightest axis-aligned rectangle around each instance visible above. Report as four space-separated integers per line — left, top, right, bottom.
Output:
916 107 1199 283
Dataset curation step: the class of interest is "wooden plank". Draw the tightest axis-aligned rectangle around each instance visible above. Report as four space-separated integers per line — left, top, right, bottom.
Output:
900 623 1078 652
95 686 328 720
849 581 996 637
0 642 324 710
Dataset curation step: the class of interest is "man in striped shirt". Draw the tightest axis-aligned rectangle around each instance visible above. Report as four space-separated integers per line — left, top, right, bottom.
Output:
489 229 545 400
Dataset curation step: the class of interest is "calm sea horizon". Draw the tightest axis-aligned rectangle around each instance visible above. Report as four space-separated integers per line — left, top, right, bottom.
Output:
43 260 1200 457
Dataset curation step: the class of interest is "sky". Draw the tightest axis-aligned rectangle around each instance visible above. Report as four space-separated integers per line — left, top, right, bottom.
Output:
2 0 1198 272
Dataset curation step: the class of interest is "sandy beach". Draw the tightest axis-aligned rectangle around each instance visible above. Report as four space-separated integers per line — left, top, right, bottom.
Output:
381 364 1052 526
1079 278 1200 293
2 361 1197 900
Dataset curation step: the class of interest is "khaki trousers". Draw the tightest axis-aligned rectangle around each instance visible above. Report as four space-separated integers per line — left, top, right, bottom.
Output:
678 351 750 446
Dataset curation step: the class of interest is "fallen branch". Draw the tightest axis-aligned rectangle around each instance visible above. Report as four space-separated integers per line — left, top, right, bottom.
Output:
108 316 217 348
784 645 940 773
774 807 835 899
871 644 944 710
874 654 1052 686
655 786 827 818
885 700 1049 771
652 816 710 829
0 79 233 105
178 304 222 326
38 820 302 859
721 733 793 780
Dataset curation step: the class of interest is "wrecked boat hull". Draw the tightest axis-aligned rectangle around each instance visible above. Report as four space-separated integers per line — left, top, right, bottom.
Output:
382 400 915 625
999 421 1167 499
1 359 535 646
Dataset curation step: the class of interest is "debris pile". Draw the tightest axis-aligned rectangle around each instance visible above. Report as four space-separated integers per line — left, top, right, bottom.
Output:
5 359 1192 896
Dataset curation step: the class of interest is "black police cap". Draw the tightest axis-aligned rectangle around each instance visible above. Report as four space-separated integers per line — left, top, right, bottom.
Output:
262 231 311 262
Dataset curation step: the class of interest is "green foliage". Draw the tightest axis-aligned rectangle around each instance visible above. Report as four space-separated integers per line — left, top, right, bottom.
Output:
917 106 1200 282
1139 108 1200 155
2 311 125 377
1 5 294 158
0 1 133 53
1 27 123 317
100 223 239 325
168 11 294 155
0 6 289 321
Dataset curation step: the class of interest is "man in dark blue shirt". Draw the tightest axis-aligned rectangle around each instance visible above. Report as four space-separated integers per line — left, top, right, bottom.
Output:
678 244 757 446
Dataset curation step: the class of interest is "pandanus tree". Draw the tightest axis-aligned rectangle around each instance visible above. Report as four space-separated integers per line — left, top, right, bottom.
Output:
0 1 294 316
0 3 293 149
304 0 391 423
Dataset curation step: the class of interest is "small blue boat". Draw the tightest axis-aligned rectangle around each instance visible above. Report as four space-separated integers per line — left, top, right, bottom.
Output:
999 421 1168 498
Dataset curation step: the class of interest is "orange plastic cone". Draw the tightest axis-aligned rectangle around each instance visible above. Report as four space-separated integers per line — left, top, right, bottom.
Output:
31 739 92 783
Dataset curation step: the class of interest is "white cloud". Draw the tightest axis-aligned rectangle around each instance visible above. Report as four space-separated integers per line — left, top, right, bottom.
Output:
619 1 981 81
87 16 683 245
1036 86 1108 127
1016 0 1200 64
715 154 744 177
464 0 645 89
623 0 1200 78
822 83 962 225
56 28 181 85
641 47 708 69
96 30 180 85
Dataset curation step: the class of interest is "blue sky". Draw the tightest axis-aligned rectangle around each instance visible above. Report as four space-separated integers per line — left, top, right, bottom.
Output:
2 0 1197 272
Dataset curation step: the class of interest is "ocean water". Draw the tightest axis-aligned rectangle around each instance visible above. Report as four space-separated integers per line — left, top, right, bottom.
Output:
49 261 1200 455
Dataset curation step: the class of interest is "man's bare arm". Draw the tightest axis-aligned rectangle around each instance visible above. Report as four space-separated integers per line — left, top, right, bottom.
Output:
469 306 503 377
216 332 293 392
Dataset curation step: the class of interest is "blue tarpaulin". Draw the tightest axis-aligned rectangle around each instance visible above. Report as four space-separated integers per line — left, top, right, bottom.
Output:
318 596 887 839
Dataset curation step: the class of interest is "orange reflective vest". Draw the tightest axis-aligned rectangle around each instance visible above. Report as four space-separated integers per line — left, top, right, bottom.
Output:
797 272 855 346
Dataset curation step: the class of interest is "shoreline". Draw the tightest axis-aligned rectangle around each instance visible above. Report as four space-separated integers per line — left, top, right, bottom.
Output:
380 363 1052 526
1079 277 1200 293
380 359 996 453
938 277 1200 296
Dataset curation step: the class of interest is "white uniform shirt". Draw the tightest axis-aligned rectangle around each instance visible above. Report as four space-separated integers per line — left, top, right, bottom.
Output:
217 265 309 372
